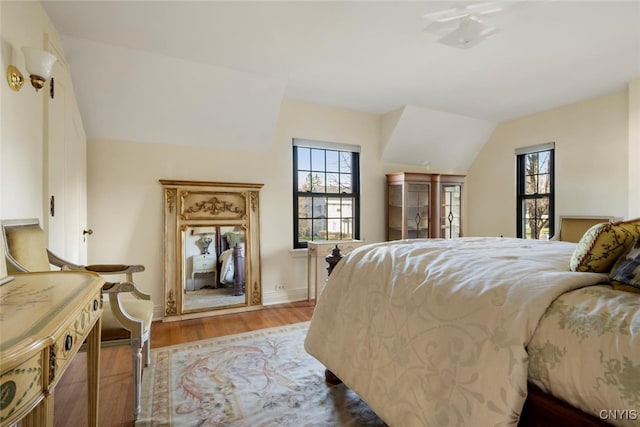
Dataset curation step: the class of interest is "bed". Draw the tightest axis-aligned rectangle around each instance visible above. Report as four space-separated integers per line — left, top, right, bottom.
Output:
215 229 245 296
304 232 640 426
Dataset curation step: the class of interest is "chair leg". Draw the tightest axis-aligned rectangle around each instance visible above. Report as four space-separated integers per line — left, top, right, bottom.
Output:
145 338 151 367
132 345 142 420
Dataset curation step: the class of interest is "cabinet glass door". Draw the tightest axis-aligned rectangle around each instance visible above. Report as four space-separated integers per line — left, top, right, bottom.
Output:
441 184 462 238
387 183 403 240
407 183 430 238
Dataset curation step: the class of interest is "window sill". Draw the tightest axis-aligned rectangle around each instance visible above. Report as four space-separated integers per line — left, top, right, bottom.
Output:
289 248 308 258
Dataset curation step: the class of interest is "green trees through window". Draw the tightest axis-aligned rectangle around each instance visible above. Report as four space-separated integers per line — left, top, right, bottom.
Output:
293 141 360 249
517 145 555 239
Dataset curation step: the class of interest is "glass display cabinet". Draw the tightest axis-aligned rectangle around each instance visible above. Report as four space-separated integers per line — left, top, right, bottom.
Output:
386 173 465 240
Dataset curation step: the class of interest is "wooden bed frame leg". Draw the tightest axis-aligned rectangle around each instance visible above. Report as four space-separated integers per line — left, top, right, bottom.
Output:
323 249 344 387
325 369 342 385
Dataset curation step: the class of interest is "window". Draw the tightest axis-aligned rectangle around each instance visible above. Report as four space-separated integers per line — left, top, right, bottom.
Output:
516 143 555 239
293 139 360 249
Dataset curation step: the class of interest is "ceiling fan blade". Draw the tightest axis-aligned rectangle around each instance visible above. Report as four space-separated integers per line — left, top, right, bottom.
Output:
423 7 469 23
424 19 460 35
436 17 499 49
423 1 504 23
466 2 504 16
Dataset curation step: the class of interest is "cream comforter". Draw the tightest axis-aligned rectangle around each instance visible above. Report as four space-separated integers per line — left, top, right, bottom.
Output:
304 237 608 426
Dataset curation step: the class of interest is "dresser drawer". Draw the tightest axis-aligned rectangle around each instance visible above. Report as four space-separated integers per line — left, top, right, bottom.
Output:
193 254 216 271
50 291 102 387
0 353 42 425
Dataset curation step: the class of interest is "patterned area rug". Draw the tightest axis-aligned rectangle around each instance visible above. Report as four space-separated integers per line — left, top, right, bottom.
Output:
183 287 245 311
137 322 386 426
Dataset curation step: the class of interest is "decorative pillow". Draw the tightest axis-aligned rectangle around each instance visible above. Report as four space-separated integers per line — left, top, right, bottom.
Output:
609 236 640 291
570 222 634 272
615 217 640 239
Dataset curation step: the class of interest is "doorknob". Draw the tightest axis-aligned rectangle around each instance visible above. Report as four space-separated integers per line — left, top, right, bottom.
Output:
83 229 93 242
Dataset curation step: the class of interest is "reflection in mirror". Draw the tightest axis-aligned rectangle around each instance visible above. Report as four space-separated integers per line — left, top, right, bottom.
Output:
182 225 246 312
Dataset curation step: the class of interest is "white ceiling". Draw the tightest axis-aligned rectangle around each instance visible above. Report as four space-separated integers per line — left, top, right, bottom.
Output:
41 0 640 170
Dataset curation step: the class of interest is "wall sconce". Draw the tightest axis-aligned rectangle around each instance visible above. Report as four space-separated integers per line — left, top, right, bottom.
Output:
6 47 57 92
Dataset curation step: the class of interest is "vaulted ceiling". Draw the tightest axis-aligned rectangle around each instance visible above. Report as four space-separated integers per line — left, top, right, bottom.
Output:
42 1 640 171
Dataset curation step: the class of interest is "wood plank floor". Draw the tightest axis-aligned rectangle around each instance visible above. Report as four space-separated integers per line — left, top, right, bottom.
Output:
53 302 314 427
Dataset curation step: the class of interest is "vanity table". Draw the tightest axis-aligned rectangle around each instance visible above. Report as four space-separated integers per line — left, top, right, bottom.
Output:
0 271 103 427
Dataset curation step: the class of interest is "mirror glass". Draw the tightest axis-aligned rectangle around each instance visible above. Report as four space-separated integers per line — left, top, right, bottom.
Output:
182 225 246 312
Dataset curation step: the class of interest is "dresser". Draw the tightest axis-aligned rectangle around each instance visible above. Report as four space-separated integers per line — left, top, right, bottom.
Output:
0 271 103 427
191 253 217 287
386 172 465 240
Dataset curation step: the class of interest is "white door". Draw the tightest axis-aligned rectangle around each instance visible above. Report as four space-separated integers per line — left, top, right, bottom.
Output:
45 38 88 264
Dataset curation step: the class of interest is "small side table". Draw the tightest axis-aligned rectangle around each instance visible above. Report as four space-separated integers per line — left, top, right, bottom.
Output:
191 254 217 288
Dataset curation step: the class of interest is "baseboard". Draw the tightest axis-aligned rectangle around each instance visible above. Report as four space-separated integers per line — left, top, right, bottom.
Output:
153 304 165 320
153 289 310 319
263 288 309 306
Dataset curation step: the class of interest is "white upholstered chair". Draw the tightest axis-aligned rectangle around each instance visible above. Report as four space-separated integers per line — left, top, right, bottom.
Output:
1 218 153 420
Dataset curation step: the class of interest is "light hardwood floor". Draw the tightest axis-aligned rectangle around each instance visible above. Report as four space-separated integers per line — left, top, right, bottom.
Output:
54 302 315 427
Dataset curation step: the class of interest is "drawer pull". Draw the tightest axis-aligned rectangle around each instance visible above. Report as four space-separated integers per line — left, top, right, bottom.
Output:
0 380 17 410
93 299 99 311
64 334 73 352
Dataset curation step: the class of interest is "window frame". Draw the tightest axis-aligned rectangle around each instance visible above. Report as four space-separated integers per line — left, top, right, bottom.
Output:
292 140 360 249
516 143 555 240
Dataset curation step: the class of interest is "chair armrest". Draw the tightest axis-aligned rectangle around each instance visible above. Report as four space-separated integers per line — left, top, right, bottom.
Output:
47 250 84 270
104 280 151 300
46 249 151 300
47 250 146 275
102 281 135 294
85 264 145 274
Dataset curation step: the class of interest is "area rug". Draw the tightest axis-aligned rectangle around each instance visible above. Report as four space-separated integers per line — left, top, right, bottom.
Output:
136 321 387 426
183 287 245 311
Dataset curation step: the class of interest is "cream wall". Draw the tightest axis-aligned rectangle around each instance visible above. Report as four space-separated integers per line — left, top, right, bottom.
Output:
466 90 632 237
629 79 640 218
4 1 639 319
0 1 53 222
87 99 428 316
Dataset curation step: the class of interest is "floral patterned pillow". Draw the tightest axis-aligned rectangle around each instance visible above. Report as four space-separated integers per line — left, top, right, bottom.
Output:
609 236 640 291
570 222 634 272
616 217 640 237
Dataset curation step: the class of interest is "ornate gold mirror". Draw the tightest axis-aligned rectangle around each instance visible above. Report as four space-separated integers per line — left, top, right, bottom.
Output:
161 180 262 320
181 225 248 312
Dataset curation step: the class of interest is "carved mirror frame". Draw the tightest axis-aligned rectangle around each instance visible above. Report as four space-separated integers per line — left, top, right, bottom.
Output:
160 180 263 320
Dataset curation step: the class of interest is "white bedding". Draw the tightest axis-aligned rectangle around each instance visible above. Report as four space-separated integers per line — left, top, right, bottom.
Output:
528 285 640 426
219 248 235 284
304 237 609 426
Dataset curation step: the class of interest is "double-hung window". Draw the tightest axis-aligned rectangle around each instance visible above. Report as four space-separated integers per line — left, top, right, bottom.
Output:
516 143 555 239
292 139 360 249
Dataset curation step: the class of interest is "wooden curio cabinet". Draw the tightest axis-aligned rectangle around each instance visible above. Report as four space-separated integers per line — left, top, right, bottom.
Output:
386 172 464 240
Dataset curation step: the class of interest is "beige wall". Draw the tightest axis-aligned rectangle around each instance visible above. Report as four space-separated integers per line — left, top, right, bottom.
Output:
466 90 631 237
1 1 87 263
629 79 640 218
87 99 428 315
1 1 51 222
4 1 639 319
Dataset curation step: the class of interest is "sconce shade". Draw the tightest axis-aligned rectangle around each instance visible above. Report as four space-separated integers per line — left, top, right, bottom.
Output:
21 47 57 91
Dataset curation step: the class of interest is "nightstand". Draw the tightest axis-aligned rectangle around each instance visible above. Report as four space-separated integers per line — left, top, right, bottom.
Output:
191 253 217 287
